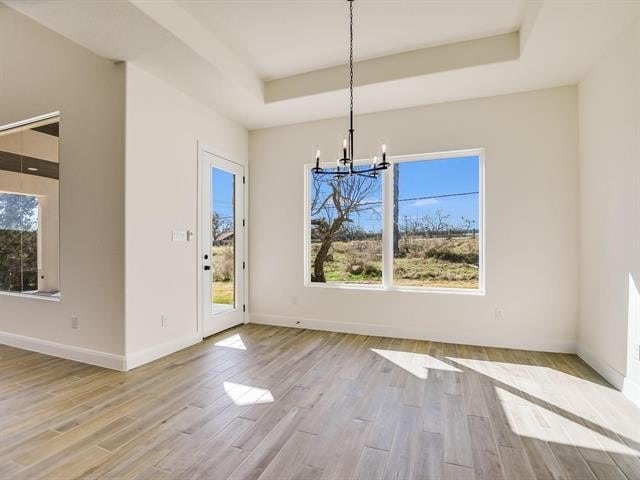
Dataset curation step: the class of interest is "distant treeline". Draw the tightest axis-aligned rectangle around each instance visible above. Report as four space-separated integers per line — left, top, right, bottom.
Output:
0 229 38 291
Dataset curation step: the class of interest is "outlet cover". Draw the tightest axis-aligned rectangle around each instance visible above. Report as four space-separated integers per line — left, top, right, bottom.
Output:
71 316 78 329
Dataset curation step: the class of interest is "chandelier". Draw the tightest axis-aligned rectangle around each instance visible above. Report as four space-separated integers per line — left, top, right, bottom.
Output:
312 0 389 178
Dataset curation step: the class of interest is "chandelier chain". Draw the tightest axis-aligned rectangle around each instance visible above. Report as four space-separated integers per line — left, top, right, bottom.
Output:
349 0 353 127
312 0 388 178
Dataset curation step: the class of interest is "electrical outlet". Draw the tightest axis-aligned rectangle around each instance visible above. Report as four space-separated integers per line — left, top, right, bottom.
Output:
161 314 168 327
71 316 78 329
291 296 298 305
495 308 504 320
634 343 640 362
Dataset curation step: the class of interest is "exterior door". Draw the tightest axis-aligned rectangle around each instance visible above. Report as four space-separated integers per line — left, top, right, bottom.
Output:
200 148 245 337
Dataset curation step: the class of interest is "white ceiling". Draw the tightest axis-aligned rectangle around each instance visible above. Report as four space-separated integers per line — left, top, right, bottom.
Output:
3 0 640 130
180 0 527 80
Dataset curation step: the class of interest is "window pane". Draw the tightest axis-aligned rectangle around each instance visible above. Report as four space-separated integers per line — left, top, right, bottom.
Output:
0 116 60 297
211 167 235 313
393 156 480 289
309 171 382 284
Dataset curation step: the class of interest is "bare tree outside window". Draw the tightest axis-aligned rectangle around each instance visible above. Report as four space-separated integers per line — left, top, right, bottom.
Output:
307 154 481 289
309 173 382 283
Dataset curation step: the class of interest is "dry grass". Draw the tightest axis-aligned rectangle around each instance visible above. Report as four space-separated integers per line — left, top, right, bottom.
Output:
311 236 479 288
212 246 235 304
213 281 234 304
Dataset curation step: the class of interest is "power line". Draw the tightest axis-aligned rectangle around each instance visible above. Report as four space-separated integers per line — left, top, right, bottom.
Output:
317 191 479 209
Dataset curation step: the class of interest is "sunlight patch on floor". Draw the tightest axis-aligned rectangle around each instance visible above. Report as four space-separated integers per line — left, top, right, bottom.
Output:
215 333 246 350
371 348 461 379
448 357 616 417
496 386 639 456
224 382 274 406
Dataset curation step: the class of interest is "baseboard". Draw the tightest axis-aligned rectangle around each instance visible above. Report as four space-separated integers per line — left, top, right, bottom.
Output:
250 313 577 353
577 343 640 408
125 334 202 371
0 330 126 370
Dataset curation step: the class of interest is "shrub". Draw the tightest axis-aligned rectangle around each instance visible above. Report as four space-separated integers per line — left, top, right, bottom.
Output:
213 247 234 282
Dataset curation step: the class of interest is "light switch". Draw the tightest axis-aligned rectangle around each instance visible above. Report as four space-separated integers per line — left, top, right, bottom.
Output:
172 230 187 242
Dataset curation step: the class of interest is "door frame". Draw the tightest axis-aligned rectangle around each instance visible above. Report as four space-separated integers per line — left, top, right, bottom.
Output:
197 143 248 339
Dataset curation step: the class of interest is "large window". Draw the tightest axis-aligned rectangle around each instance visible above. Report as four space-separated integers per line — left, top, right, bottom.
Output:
0 114 60 298
306 150 483 292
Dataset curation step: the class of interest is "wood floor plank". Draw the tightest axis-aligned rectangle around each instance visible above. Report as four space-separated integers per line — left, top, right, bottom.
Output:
443 393 473 468
353 446 388 480
0 325 638 480
468 415 504 480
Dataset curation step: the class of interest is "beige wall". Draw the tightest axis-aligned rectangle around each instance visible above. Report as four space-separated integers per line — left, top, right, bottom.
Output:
578 17 640 403
124 64 248 358
250 86 579 352
0 5 125 355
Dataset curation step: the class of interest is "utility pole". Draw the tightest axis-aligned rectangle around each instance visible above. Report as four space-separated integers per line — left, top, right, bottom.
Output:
393 163 400 256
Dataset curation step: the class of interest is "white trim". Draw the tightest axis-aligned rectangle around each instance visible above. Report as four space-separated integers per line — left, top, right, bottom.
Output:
382 161 393 289
0 331 125 370
303 148 485 294
197 143 247 339
622 377 640 408
0 291 60 302
251 313 576 353
125 334 202 371
0 111 60 134
577 343 640 408
303 281 485 296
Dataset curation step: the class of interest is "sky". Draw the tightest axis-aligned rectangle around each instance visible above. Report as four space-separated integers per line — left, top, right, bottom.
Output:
310 155 480 233
212 167 235 223
212 155 480 233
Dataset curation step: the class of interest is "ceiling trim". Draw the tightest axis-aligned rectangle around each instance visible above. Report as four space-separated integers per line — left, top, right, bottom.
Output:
129 0 264 101
266 32 520 103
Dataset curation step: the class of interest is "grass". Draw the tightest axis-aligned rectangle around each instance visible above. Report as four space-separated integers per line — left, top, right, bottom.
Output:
312 236 479 289
213 281 234 304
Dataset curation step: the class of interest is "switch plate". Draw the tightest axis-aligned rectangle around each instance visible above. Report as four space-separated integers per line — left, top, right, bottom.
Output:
161 314 168 327
172 230 187 242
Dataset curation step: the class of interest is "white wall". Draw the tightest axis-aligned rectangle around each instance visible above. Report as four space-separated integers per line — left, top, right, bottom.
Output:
124 64 248 363
250 86 579 352
0 5 126 361
578 17 640 404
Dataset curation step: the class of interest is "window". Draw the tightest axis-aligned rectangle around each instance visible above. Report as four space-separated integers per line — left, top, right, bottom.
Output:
306 150 483 292
0 114 60 298
309 169 382 285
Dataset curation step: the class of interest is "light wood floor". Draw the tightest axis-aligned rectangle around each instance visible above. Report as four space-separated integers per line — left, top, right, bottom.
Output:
1 325 639 480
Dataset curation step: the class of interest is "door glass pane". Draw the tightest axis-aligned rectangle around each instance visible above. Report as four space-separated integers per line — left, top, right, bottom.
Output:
211 167 235 314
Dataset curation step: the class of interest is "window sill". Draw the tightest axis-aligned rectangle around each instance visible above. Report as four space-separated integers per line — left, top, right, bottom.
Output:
304 282 485 296
0 291 61 302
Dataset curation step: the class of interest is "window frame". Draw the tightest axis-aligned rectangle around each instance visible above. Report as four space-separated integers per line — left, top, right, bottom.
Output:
0 111 61 302
304 148 485 295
